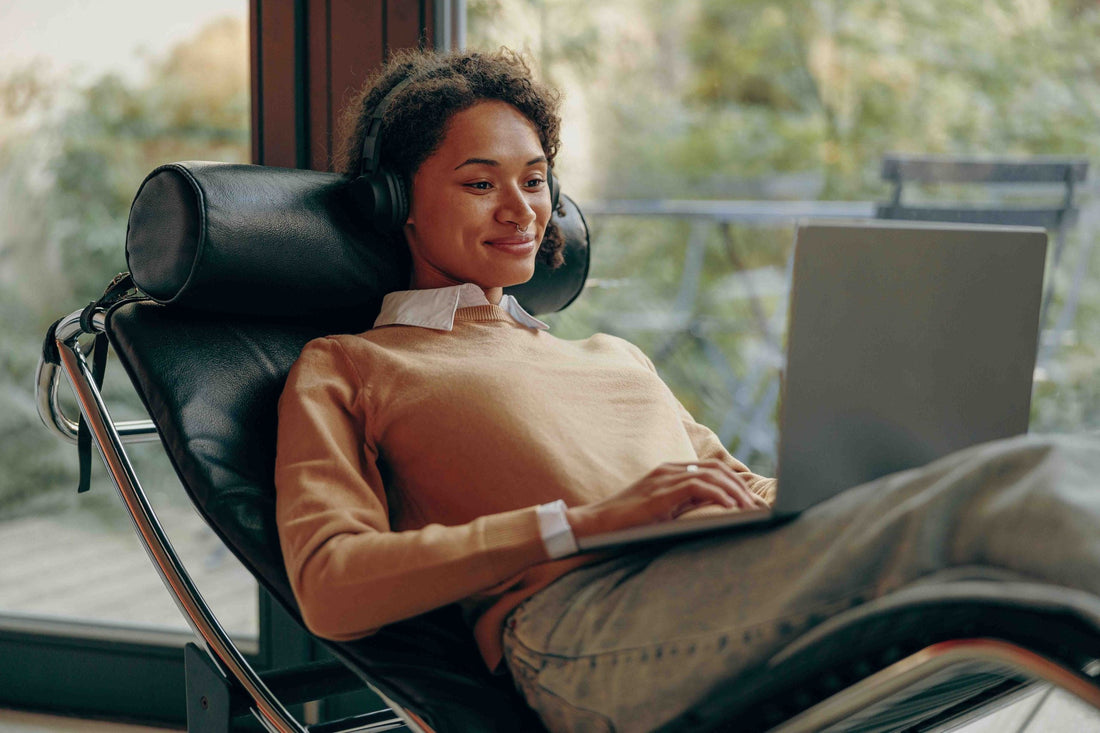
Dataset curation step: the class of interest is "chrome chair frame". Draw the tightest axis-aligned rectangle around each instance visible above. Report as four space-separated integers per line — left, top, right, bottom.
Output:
775 639 1100 732
37 307 416 733
37 305 1100 732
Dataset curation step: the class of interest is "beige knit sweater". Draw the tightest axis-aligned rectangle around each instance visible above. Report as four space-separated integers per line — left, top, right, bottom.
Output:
275 304 775 669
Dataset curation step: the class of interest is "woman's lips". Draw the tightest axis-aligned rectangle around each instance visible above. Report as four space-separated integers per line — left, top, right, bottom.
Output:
484 234 537 253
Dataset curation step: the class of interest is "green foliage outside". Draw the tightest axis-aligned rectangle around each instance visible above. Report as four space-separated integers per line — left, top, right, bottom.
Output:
4 2 1100 512
0 18 249 518
470 0 1100 472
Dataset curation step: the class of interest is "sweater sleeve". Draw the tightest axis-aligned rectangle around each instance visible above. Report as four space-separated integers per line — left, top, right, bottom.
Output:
274 337 549 641
620 338 777 505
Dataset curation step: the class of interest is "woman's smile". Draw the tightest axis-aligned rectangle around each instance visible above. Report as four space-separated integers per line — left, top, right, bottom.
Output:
484 232 538 253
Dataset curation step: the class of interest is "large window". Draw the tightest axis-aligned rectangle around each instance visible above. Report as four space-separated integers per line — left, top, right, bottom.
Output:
0 0 253 722
469 0 1100 473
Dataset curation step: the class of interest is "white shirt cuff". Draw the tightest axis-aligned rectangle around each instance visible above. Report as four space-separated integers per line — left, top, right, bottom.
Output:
536 500 579 559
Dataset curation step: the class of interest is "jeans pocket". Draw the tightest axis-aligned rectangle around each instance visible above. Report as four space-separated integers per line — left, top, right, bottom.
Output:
517 668 616 733
530 690 615 733
505 626 617 733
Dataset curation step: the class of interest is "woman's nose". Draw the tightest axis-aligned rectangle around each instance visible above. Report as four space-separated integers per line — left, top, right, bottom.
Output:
498 183 536 229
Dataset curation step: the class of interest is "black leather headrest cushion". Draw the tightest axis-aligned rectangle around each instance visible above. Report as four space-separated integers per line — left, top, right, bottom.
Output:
125 161 590 317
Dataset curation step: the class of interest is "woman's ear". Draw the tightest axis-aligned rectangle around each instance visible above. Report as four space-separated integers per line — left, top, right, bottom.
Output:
402 220 417 253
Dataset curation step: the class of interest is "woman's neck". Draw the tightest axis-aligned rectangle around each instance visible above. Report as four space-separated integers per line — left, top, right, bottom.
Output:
407 276 503 305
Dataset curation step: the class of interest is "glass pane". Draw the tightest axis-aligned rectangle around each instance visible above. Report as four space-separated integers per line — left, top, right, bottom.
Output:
469 0 1100 474
0 1 256 640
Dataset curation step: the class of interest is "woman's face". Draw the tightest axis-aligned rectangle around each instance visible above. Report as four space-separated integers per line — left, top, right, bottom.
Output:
402 100 553 302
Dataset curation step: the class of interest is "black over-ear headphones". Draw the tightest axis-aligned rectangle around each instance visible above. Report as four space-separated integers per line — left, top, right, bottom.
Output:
352 75 560 232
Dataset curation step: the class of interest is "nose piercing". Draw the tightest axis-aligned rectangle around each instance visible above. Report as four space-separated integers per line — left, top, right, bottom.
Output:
515 223 528 234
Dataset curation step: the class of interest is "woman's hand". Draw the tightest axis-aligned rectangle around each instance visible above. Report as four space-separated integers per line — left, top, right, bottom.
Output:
565 460 770 539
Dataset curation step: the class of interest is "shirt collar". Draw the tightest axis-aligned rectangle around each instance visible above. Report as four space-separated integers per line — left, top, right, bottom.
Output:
373 283 550 332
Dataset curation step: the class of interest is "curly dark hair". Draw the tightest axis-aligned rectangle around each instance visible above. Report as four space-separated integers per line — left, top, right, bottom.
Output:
337 48 566 268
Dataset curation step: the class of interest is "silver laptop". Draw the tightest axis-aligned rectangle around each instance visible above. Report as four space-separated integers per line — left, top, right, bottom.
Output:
578 220 1048 551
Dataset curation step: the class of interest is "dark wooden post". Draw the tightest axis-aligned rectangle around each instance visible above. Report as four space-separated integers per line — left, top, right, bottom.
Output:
251 0 435 171
248 2 438 723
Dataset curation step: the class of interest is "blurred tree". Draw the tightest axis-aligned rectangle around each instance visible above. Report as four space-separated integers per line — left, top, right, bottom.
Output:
0 16 249 514
682 0 1100 199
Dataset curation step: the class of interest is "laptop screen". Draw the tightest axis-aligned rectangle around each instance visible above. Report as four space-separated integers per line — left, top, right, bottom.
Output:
774 220 1047 513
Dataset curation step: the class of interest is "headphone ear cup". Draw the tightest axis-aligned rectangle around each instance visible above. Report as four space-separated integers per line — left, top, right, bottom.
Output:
388 172 409 230
350 170 407 232
349 173 384 226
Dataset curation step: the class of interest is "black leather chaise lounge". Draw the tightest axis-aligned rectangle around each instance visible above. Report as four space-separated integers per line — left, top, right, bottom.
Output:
37 161 1100 732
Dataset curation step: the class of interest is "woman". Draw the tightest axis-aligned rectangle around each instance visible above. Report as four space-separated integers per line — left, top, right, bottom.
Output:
275 48 1100 732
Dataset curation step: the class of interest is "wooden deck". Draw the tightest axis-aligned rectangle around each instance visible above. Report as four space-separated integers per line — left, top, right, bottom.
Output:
0 504 257 640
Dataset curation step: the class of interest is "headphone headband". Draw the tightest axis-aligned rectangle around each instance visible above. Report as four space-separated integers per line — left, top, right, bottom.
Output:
359 75 416 177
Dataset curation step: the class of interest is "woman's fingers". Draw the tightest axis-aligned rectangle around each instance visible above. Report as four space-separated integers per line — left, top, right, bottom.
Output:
663 460 767 510
661 476 753 515
635 484 722 523
570 460 770 538
704 460 770 508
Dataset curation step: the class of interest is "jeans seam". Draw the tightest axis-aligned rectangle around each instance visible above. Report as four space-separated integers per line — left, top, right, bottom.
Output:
508 585 876 662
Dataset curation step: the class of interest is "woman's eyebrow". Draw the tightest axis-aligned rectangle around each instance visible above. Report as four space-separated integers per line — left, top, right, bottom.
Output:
454 155 548 170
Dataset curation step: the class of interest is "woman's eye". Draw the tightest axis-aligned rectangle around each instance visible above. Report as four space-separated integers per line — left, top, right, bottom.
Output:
465 181 493 191
525 178 546 189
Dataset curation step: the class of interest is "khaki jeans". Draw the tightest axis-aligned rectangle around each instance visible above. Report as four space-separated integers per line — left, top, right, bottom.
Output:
502 433 1100 732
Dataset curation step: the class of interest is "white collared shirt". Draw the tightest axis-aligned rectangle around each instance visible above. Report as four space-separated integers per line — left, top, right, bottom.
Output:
373 283 550 332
